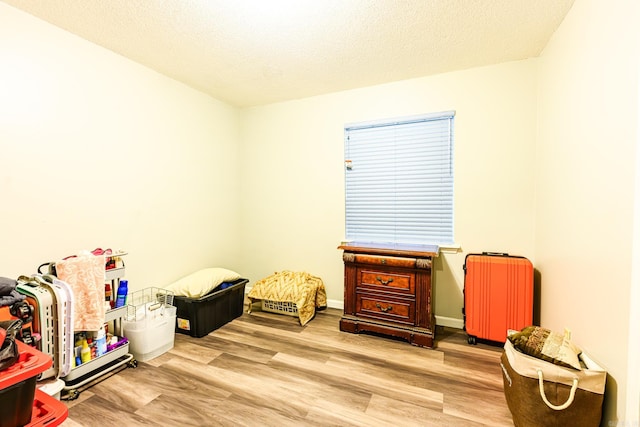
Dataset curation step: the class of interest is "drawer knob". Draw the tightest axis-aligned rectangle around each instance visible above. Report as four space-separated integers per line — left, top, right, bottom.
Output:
375 276 394 285
375 303 393 313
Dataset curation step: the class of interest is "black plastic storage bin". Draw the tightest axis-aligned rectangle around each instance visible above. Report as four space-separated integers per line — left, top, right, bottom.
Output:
174 278 248 338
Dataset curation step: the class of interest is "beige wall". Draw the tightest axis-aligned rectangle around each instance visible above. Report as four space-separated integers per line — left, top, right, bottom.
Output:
536 0 639 423
3 0 639 423
0 4 243 288
239 60 539 324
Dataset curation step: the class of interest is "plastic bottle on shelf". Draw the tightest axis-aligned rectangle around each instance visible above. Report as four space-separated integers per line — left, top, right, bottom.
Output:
89 339 97 359
80 339 91 363
95 327 107 357
115 279 128 308
105 283 112 311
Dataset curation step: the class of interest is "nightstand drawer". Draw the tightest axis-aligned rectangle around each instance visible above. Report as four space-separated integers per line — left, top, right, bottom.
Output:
356 293 415 325
359 269 414 295
354 254 416 268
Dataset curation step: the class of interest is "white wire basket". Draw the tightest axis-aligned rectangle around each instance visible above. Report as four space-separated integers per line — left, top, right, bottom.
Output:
125 287 174 323
261 299 298 317
122 287 176 362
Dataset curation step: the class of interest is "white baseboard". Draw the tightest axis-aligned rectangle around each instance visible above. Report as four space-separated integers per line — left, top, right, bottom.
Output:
326 299 343 310
248 286 462 329
435 315 464 329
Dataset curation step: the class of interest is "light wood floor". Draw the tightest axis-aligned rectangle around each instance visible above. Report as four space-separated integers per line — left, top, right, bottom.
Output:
59 305 515 426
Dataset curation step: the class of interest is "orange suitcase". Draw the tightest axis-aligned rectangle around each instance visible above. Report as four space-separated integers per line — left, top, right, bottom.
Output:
463 252 533 344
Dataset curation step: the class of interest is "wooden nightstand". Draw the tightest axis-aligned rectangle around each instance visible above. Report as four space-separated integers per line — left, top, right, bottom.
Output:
338 242 439 348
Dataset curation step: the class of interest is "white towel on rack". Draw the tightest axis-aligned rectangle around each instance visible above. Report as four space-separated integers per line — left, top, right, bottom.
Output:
55 254 105 331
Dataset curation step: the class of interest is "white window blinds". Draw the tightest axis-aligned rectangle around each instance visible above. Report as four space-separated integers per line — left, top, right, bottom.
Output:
344 112 455 245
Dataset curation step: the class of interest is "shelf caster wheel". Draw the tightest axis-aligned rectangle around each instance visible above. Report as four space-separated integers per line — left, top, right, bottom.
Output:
467 335 477 345
129 359 138 369
65 389 80 401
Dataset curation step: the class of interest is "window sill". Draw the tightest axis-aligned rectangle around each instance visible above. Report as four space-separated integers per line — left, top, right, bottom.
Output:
339 240 462 254
439 244 462 253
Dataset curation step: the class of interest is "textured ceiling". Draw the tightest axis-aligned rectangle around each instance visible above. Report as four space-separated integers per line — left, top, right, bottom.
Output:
2 0 575 107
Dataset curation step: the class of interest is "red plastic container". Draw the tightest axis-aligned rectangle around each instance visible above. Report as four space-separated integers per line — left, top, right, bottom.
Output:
0 340 53 427
27 389 68 427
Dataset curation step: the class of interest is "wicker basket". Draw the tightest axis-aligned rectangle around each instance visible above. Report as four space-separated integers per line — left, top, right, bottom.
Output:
261 300 298 317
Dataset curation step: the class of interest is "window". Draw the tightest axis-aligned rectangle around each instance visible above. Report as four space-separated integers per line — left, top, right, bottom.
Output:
344 111 455 245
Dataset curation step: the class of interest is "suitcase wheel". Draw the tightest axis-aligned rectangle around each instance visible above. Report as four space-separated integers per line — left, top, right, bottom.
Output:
467 335 477 345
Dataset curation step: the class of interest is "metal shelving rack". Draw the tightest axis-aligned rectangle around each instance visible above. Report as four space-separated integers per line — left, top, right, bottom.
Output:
61 253 137 400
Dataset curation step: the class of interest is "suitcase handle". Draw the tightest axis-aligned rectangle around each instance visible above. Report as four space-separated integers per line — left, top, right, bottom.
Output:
482 251 509 256
537 369 578 410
